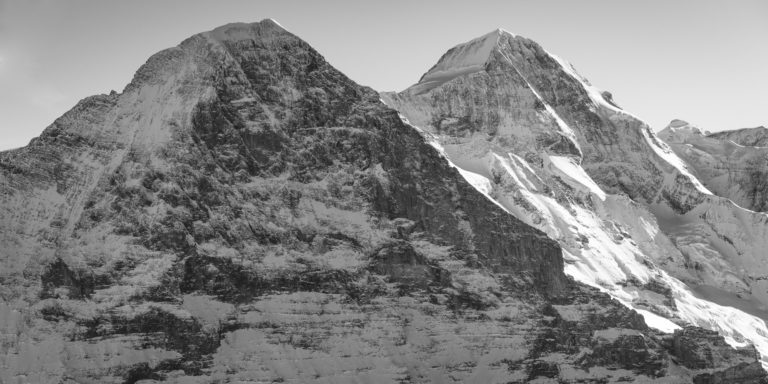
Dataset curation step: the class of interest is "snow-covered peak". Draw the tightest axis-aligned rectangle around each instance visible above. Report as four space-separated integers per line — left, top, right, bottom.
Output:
658 119 705 143
409 29 515 94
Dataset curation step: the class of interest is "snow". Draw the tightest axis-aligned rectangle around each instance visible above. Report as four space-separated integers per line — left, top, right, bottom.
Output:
635 310 681 333
395 113 511 215
660 120 768 211
457 168 494 195
391 30 768 369
231 96 256 104
546 52 638 120
544 52 712 196
547 155 606 200
408 29 503 94
661 120 704 138
495 48 581 151
207 19 288 42
394 124 691 338
267 18 286 29
729 140 746 148
639 127 713 195
182 295 235 329
395 99 768 366
593 328 642 342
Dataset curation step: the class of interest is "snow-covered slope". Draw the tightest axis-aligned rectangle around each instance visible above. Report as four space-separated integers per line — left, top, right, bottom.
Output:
383 29 768 368
659 120 768 212
410 29 509 95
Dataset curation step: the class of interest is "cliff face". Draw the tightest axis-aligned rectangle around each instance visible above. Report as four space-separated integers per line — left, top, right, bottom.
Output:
0 20 764 383
383 28 768 373
659 120 768 212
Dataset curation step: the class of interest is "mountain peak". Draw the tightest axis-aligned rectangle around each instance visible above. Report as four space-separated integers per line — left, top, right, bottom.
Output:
668 119 692 128
658 119 705 143
409 29 516 94
205 18 290 43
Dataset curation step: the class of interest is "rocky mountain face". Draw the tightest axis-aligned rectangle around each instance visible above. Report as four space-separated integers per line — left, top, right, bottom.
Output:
383 28 768 376
658 120 768 212
0 20 765 383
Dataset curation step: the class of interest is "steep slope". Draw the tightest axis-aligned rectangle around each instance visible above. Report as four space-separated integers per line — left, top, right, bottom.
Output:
659 120 768 212
3 20 762 383
383 28 768 369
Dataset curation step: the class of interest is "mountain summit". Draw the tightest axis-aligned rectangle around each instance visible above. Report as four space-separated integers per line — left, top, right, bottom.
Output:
385 28 768 376
410 28 511 94
0 20 766 383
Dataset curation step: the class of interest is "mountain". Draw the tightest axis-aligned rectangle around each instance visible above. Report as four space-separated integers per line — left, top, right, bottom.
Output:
708 126 768 147
0 20 765 383
383 27 768 374
658 120 768 212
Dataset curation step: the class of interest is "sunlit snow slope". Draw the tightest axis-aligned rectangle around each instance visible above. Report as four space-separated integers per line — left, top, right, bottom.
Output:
383 29 768 366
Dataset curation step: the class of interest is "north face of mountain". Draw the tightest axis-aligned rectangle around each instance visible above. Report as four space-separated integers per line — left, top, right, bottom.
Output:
383 27 768 371
659 119 768 212
4 19 762 383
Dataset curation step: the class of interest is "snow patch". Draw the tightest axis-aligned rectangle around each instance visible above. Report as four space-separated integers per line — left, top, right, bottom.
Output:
409 29 502 94
635 310 681 333
547 155 606 200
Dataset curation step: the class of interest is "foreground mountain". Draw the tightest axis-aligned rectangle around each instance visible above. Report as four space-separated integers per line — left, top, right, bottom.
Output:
659 120 768 212
383 27 768 374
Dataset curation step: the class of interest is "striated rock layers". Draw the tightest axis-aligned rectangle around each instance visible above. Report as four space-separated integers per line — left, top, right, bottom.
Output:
0 20 765 383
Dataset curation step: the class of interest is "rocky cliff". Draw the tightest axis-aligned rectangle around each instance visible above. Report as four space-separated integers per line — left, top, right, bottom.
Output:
0 20 765 383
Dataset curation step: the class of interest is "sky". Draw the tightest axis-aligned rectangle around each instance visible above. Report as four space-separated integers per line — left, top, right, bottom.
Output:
0 0 766 150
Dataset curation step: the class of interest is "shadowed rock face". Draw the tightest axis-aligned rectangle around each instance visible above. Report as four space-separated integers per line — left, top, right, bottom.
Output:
0 20 764 383
671 327 767 384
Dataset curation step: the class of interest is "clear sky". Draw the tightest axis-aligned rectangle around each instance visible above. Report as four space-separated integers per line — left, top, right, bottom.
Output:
0 0 766 150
